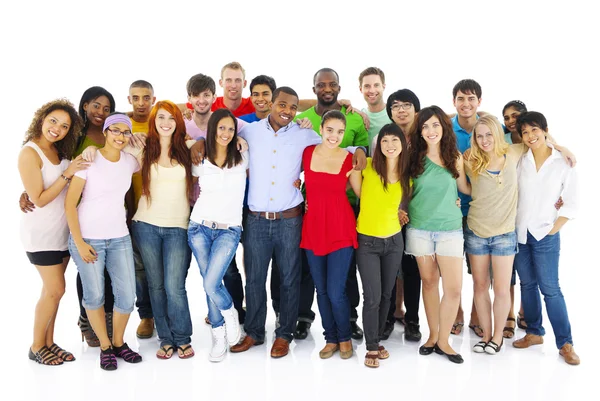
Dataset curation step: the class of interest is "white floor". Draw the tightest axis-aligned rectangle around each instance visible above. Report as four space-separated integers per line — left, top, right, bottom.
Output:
6 236 597 401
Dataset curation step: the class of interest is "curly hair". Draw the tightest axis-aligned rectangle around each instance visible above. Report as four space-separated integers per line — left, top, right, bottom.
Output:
142 100 193 204
408 105 459 179
23 98 83 160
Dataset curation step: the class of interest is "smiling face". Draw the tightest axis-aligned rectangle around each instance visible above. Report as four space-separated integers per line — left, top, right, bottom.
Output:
220 68 246 102
128 87 155 120
503 106 522 135
360 74 385 107
421 115 443 146
83 95 111 127
313 71 340 106
319 118 346 149
188 89 216 116
104 122 131 150
214 116 236 148
41 110 71 143
390 100 415 129
380 134 402 159
453 90 481 119
155 108 176 138
520 123 547 151
474 123 495 154
250 84 273 114
269 92 298 130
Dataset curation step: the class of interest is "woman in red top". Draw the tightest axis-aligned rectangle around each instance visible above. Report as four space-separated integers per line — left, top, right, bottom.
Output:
301 110 361 360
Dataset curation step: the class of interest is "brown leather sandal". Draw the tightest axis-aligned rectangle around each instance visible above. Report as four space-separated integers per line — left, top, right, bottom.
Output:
364 352 379 368
378 345 390 359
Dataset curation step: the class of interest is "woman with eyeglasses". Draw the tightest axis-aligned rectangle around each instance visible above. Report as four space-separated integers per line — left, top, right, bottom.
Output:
66 113 142 371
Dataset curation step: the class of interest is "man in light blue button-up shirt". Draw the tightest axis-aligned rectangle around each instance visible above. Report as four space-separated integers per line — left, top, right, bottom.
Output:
231 87 366 357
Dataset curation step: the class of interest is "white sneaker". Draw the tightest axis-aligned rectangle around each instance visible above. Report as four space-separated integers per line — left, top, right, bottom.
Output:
209 325 227 362
220 307 241 346
473 341 487 353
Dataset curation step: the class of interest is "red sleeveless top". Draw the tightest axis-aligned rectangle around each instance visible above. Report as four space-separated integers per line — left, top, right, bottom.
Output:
300 145 358 256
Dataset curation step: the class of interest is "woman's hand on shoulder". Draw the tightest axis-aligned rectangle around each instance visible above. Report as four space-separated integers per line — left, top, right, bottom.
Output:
64 155 91 178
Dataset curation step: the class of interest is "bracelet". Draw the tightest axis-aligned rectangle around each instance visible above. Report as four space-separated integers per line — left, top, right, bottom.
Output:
61 174 71 182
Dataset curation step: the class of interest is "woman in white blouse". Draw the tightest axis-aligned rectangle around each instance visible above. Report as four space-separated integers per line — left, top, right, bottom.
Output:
187 108 247 362
512 111 579 366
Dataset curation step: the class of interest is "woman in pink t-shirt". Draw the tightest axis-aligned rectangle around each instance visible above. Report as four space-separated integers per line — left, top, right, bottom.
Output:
66 113 142 371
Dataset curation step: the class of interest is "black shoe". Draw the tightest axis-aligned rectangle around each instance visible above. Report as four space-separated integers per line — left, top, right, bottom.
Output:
294 321 311 340
419 343 436 355
380 321 394 341
404 321 422 342
351 321 364 340
434 344 464 364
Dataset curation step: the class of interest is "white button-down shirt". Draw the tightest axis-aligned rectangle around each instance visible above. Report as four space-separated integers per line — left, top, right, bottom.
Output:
516 146 578 243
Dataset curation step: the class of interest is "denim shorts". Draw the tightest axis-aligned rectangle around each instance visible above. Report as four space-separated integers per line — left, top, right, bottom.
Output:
405 226 464 258
68 235 136 314
464 225 518 256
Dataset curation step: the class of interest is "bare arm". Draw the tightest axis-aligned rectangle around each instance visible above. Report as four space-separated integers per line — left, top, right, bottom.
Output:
348 169 362 198
298 99 317 112
65 176 97 263
18 147 87 208
455 154 471 195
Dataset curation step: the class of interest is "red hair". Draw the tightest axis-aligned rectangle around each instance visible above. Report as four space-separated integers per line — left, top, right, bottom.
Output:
142 100 193 203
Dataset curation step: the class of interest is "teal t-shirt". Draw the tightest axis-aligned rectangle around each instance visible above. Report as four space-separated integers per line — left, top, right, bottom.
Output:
361 108 392 155
408 157 462 231
295 106 369 205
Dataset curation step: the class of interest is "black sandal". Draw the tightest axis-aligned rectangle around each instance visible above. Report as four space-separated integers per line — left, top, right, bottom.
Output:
29 346 63 366
177 344 195 359
49 343 75 362
517 313 527 330
503 317 516 339
100 347 117 371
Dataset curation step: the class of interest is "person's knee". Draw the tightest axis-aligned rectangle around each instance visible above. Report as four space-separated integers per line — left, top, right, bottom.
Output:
473 277 490 294
539 282 562 299
421 276 439 290
45 284 66 302
444 284 462 300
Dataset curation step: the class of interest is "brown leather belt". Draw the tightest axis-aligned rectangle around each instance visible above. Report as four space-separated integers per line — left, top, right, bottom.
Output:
249 204 303 220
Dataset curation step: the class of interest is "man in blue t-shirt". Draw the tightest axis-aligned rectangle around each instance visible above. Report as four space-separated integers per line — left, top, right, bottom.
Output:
450 79 483 338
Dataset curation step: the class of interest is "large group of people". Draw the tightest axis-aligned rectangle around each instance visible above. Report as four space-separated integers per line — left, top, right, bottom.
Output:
19 62 580 371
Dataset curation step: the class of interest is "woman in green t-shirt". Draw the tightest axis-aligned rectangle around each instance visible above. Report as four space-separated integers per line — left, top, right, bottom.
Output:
406 106 471 364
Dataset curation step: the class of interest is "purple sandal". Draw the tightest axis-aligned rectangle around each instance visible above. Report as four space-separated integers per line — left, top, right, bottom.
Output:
100 347 117 371
114 343 142 363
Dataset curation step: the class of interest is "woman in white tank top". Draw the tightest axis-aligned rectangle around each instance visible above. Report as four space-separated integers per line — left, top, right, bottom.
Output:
18 99 88 366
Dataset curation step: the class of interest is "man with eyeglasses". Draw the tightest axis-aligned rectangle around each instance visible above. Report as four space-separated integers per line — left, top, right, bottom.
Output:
286 68 369 341
380 88 424 343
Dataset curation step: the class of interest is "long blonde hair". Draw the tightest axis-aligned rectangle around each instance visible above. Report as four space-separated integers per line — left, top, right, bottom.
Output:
469 115 509 176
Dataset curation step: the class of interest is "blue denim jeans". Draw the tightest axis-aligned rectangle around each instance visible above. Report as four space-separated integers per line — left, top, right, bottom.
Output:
188 221 241 329
306 247 354 344
515 231 573 349
132 222 192 347
243 213 302 343
68 235 136 314
131 233 153 319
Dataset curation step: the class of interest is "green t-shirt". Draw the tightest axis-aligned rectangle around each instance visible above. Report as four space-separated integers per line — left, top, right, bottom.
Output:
408 157 462 231
74 134 103 157
361 108 392 155
295 106 369 205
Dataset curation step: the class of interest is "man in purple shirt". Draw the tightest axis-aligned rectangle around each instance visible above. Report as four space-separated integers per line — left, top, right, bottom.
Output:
230 87 366 358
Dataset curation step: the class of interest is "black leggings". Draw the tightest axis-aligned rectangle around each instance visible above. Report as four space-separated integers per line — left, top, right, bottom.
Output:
76 271 114 318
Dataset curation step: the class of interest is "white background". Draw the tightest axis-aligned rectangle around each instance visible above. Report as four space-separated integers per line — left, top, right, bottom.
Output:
1 1 598 400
